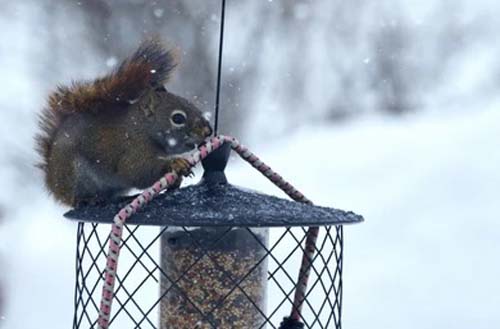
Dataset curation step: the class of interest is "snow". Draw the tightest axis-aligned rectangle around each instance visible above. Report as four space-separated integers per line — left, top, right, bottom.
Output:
153 8 165 19
105 57 118 68
167 138 177 147
225 108 500 329
1 106 499 328
0 199 75 328
203 111 213 121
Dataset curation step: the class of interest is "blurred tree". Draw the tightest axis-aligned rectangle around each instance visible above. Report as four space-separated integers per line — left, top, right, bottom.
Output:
3 0 486 155
370 17 418 114
36 0 458 135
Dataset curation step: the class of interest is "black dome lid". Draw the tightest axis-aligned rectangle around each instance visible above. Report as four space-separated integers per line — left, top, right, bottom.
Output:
64 144 364 227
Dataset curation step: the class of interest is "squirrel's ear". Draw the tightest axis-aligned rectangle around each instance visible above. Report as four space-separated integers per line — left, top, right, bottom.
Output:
139 92 155 118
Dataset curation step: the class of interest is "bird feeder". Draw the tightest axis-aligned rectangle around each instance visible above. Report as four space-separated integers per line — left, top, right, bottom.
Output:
65 142 363 329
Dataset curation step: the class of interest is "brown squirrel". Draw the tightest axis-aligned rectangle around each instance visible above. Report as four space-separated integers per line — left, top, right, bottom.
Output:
35 38 212 206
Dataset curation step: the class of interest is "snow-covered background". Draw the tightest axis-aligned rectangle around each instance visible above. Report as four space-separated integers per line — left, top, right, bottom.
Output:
0 0 499 328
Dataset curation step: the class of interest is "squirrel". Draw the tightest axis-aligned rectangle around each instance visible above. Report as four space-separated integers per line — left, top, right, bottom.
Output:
35 38 212 207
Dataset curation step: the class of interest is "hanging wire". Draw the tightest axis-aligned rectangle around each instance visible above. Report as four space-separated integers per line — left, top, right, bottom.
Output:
213 0 227 136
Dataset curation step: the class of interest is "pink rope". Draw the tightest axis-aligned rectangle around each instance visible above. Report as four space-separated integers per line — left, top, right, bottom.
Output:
97 135 319 328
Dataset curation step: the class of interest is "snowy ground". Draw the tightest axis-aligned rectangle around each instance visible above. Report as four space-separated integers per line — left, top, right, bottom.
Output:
234 109 500 329
1 105 498 328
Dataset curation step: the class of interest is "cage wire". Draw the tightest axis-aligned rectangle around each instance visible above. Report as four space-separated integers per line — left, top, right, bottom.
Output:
73 222 343 329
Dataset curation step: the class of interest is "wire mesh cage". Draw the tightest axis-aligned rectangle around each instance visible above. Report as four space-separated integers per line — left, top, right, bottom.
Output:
67 142 363 329
73 222 344 329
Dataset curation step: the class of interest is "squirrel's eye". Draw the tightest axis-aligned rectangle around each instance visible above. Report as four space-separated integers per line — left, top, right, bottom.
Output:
170 110 187 127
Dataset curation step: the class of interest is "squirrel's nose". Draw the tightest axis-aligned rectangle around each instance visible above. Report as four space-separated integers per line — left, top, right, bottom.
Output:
203 125 212 137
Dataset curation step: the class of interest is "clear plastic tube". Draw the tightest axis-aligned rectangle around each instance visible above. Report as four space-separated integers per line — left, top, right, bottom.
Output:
160 226 268 328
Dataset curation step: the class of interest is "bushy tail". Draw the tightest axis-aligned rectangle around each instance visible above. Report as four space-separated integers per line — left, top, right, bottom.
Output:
48 37 177 115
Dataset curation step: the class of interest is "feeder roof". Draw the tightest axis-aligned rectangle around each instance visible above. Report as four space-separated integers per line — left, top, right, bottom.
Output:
66 143 364 227
64 180 363 227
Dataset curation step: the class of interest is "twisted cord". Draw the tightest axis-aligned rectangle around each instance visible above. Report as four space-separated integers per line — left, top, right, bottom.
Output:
97 135 319 328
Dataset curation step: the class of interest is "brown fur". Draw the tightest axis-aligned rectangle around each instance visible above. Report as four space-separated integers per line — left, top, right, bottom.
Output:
36 38 177 172
35 38 211 206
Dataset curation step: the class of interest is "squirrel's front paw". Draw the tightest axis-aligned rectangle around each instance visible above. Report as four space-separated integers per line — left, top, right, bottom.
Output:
170 157 193 177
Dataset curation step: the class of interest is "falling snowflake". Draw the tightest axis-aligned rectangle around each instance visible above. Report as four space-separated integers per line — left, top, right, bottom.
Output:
153 8 164 18
106 57 118 67
203 112 212 120
168 138 178 147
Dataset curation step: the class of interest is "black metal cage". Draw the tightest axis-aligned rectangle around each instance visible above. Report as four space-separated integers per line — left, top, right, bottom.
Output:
67 146 363 329
72 222 346 329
